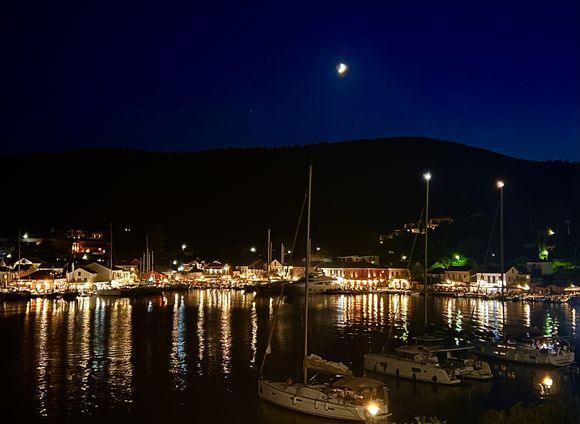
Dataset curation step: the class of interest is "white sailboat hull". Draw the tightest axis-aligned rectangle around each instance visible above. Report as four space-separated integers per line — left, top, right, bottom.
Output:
364 353 461 385
474 343 575 367
258 380 388 422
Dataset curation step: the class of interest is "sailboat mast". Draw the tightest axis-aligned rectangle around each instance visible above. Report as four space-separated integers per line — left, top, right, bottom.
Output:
17 229 21 284
303 165 312 385
109 222 113 281
267 229 271 283
146 235 149 276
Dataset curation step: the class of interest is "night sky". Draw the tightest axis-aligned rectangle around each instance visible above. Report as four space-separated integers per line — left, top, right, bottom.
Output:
3 0 579 160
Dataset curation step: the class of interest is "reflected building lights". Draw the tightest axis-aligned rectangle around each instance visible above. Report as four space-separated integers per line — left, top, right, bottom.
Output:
455 309 463 333
170 294 187 391
447 299 453 328
108 298 134 402
220 290 232 376
36 299 49 416
524 303 531 328
250 300 257 366
379 296 385 327
197 290 206 375
372 294 378 324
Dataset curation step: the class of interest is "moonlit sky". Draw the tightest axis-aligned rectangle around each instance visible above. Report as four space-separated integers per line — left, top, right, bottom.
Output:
2 0 579 160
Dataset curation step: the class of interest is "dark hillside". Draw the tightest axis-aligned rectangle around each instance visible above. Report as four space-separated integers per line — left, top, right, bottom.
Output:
2 137 578 263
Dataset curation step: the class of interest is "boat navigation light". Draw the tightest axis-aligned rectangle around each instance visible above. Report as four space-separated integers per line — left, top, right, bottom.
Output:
542 376 553 389
366 401 380 416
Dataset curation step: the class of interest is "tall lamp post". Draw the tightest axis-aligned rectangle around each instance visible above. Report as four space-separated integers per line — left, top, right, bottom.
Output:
423 171 431 334
497 180 505 298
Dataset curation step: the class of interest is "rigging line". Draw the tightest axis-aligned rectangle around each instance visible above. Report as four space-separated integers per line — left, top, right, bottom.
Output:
469 199 500 326
259 191 308 377
382 207 424 353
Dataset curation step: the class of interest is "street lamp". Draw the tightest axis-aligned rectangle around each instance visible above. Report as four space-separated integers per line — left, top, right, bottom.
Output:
250 247 257 253
181 244 187 251
497 180 505 297
423 171 431 334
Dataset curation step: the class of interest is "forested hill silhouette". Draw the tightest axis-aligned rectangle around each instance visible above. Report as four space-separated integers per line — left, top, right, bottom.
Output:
2 137 579 264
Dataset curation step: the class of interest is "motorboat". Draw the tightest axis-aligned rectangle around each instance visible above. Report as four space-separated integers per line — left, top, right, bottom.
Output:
473 336 575 367
288 272 339 294
393 336 493 381
365 336 462 386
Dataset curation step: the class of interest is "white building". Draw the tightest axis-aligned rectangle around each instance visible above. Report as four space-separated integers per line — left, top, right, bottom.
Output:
67 266 98 284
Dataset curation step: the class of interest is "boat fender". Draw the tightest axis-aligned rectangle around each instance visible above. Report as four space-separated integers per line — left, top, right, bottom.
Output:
396 368 400 377
432 375 438 383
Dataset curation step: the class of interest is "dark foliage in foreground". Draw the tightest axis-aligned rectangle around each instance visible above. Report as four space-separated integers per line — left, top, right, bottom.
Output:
480 399 579 424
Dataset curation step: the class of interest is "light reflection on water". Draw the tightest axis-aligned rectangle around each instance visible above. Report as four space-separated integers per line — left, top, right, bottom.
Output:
0 291 578 423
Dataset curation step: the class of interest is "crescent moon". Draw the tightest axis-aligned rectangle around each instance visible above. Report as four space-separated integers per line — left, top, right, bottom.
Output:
337 63 348 76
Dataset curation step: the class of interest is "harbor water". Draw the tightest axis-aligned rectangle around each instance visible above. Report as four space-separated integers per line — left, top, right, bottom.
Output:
0 291 578 423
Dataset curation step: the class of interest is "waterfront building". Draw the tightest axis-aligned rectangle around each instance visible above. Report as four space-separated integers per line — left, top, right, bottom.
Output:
238 258 265 280
20 269 67 292
116 259 141 281
203 261 231 278
526 260 554 275
336 255 380 265
317 261 410 289
66 266 98 285
85 262 131 283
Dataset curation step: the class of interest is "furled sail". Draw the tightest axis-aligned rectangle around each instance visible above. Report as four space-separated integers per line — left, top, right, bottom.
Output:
303 354 352 376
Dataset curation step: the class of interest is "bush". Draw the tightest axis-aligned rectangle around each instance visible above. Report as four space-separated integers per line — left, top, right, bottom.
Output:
480 400 578 424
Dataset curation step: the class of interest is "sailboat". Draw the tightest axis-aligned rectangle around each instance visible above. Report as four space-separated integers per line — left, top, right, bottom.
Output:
472 181 575 366
95 223 122 296
258 166 390 422
364 172 492 384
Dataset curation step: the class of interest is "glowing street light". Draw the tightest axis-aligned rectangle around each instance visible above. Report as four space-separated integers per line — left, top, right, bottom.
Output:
547 228 555 236
287 250 291 254
250 247 257 253
172 260 178 265
497 179 505 297
22 233 29 240
181 244 187 251
316 246 321 252
423 171 431 334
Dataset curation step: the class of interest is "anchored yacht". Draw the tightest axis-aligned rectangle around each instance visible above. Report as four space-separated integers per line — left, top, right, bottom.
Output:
365 336 492 385
474 336 574 367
